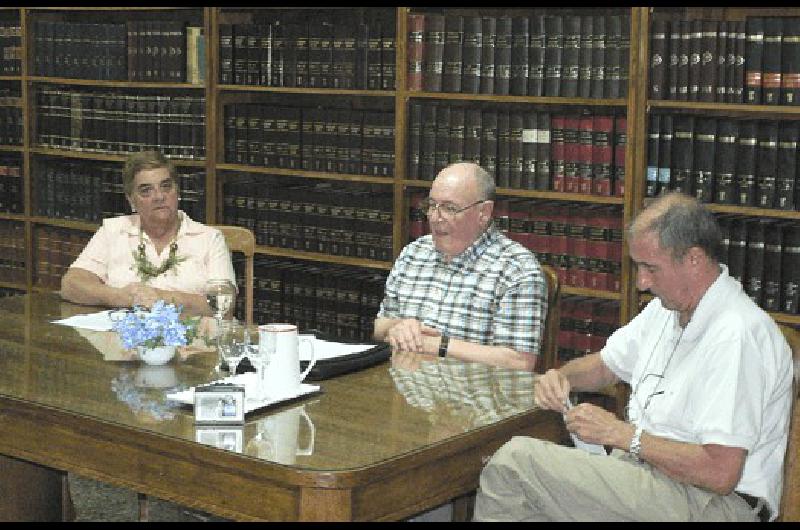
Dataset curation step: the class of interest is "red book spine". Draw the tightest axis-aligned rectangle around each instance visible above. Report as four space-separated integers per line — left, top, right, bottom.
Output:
493 198 510 237
408 190 428 240
577 114 594 194
549 208 569 285
613 116 627 197
591 115 614 196
407 14 426 91
508 199 530 248
550 114 566 192
563 115 580 193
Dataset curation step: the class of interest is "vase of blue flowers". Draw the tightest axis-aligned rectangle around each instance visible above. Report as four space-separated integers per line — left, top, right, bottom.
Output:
112 300 199 366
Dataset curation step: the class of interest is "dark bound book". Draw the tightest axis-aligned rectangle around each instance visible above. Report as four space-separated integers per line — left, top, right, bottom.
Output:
510 17 530 96
380 25 396 90
658 114 673 196
366 21 383 91
756 121 779 208
728 217 748 284
544 15 564 97
714 119 738 204
464 107 482 167
671 114 694 195
692 117 717 203
423 14 444 92
496 110 511 187
528 15 546 97
736 120 759 206
590 16 605 98
716 21 728 102
733 21 746 103
407 102 422 180
448 107 465 165
745 17 765 105
442 14 463 93
495 16 512 96
699 20 718 102
605 15 622 98
776 121 798 210
522 111 538 189
578 16 594 99
419 102 437 180
668 18 681 100
646 114 661 197
536 112 551 190
782 17 800 105
763 17 783 105
619 15 631 98
407 13 425 92
479 17 496 94
688 19 702 101
649 18 669 100
561 16 581 98
763 222 783 311
434 105 451 174
551 114 566 192
509 113 524 189
781 224 800 313
745 220 767 307
462 16 482 94
480 109 498 178
677 19 691 101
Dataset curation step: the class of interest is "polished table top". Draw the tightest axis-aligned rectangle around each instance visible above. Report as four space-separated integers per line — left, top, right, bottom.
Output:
0 293 563 520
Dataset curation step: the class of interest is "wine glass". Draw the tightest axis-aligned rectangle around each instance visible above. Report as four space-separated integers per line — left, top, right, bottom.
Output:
219 318 246 377
204 278 236 375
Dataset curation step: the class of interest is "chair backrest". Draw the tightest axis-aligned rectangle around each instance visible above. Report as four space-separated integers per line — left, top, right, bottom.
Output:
536 264 561 373
212 225 255 326
779 324 800 522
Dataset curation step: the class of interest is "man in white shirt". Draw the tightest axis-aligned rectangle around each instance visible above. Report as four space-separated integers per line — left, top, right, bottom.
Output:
474 192 793 521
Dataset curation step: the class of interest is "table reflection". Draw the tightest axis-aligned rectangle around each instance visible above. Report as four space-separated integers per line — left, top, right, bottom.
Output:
389 351 539 432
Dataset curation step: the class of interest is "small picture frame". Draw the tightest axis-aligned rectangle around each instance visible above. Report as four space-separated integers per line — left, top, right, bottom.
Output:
194 383 245 425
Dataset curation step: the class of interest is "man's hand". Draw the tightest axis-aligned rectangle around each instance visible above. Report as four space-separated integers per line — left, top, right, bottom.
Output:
385 318 427 353
534 368 571 413
564 402 631 448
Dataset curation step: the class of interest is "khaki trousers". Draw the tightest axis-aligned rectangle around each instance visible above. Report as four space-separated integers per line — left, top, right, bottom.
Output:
474 437 759 522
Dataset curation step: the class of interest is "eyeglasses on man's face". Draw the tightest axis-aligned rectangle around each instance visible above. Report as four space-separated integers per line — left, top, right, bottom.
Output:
421 198 485 220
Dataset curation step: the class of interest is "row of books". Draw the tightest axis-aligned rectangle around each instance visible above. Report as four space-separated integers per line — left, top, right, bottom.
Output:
557 295 620 366
409 101 626 196
0 106 22 146
241 256 388 343
0 287 24 298
719 216 800 314
35 87 205 160
649 17 800 105
224 103 394 177
646 115 800 210
0 158 21 214
220 19 395 90
0 221 24 285
33 159 206 224
31 21 205 83
409 13 630 98
33 226 91 290
0 24 21 76
224 177 393 262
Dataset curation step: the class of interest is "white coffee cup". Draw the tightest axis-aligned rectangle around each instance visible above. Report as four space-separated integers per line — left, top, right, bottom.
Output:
257 323 316 398
246 405 315 465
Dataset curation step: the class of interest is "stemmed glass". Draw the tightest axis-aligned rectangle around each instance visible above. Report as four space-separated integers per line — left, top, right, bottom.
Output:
204 278 236 376
219 318 246 376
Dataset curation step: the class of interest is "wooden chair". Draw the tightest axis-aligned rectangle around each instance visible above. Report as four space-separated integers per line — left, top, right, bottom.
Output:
212 225 255 326
536 264 561 373
779 324 800 522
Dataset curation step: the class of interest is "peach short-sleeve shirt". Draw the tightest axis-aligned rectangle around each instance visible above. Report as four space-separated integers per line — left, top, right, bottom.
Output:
69 211 235 294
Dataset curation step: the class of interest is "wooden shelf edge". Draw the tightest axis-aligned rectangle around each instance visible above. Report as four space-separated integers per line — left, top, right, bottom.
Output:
29 148 205 166
0 145 23 152
29 217 99 232
769 313 800 326
409 91 628 106
561 286 621 300
216 164 395 184
0 281 26 291
0 213 26 222
706 204 800 220
217 85 395 97
648 100 800 115
27 76 204 89
255 245 392 270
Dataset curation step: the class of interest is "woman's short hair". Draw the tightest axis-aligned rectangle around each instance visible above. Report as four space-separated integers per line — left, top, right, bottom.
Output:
122 151 178 197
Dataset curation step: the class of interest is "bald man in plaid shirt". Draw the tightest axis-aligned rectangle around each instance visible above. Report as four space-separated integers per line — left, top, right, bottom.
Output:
374 162 547 371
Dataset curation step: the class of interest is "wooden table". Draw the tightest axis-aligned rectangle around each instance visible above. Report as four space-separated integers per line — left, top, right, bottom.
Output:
0 294 566 521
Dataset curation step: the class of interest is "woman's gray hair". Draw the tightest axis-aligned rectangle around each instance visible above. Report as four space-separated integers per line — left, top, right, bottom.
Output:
628 192 724 263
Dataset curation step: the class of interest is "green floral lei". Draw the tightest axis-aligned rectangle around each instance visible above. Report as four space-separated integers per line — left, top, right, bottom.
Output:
132 221 187 282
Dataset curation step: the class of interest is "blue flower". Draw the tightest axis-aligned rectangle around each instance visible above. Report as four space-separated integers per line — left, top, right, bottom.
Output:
112 300 198 349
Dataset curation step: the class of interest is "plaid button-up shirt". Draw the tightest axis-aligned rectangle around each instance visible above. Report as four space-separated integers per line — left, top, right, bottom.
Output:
378 227 547 356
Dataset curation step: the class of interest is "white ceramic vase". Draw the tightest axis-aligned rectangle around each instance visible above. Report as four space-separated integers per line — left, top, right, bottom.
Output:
138 345 176 366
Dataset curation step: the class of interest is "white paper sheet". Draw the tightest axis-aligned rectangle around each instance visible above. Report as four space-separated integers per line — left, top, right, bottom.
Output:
52 310 116 332
564 397 608 455
297 336 376 361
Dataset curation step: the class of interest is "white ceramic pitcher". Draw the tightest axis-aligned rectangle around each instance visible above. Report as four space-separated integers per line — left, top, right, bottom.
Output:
257 323 316 398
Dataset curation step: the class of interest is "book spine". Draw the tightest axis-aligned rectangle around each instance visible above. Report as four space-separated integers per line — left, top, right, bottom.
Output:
781 224 800 313
762 17 783 105
479 17 496 95
496 110 511 187
550 114 566 192
434 105 451 174
727 218 748 284
442 14 464 93
510 16 530 96
714 119 738 204
544 15 563 97
381 25 396 91
745 220 766 306
733 21 746 103
509 113 524 189
561 16 581 98
407 14 425 92
480 108 498 178
605 15 622 98
406 102 422 180
578 16 594 99
464 107 482 167
668 18 680 99
763 221 783 311
646 114 661 198
692 117 717 203
590 16 605 98
677 19 690 101
671 114 694 195
776 122 798 209
619 15 631 98
423 15 444 92
657 114 673 196
462 16 482 94
448 106 465 166
494 16 512 96
745 17 765 105
756 121 779 208
522 111 538 190
419 102 437 180
366 21 383 91
688 19 702 101
699 20 718 102
716 21 728 102
649 18 668 100
736 120 759 206
528 15 546 97
782 17 800 105
613 116 626 196
536 112 551 190
577 113 594 194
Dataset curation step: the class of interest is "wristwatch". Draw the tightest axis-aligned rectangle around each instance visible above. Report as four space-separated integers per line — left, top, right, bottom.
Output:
438 333 449 358
629 425 644 462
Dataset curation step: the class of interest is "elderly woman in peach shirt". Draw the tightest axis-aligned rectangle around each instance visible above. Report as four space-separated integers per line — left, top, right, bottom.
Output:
61 150 235 316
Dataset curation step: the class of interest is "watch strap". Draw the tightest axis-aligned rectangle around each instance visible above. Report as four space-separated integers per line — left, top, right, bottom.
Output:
629 425 644 461
438 334 449 358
